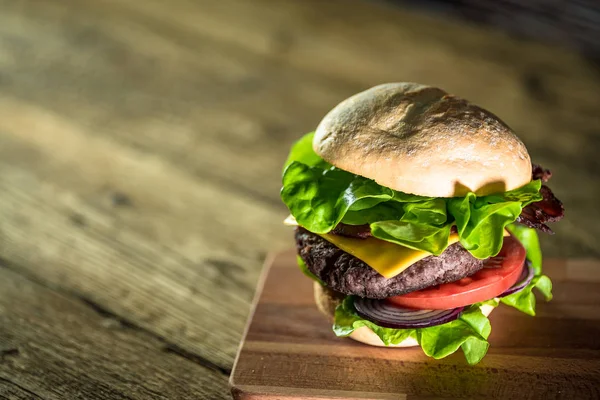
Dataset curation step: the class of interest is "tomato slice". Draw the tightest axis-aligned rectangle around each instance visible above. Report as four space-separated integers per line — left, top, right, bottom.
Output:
387 235 526 310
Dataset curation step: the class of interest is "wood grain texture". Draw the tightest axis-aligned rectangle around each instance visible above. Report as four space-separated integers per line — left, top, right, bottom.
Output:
231 252 600 400
0 264 229 400
0 0 599 398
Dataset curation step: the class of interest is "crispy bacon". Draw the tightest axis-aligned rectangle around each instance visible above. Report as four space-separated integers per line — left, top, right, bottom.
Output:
515 164 564 233
516 184 564 234
330 164 564 239
532 163 552 182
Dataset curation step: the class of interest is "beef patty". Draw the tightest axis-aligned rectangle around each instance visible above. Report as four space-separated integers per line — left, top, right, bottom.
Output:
295 227 486 299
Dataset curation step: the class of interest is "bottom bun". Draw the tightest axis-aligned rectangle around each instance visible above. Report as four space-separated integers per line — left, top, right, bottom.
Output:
314 282 495 348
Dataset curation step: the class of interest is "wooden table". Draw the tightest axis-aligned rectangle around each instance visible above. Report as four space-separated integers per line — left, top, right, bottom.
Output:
0 1 598 399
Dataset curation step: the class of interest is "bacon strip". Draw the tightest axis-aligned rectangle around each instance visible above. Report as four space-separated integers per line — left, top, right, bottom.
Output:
532 163 552 182
330 223 372 239
516 184 564 234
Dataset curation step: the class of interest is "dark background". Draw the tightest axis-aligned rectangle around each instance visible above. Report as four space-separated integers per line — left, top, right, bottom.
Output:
390 0 600 60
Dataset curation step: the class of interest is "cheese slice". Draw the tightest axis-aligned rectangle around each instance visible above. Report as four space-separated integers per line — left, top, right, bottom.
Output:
283 215 299 226
284 215 509 279
319 233 459 279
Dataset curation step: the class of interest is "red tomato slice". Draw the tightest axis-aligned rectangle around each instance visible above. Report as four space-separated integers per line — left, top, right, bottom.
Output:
387 235 526 310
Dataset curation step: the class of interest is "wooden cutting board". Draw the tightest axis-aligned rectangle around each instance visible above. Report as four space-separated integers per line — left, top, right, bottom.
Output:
230 251 600 399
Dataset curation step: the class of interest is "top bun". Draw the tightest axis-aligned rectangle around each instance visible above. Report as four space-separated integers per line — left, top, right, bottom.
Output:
314 83 532 197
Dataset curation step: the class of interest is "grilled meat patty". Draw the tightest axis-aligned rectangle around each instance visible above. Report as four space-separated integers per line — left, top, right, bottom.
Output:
295 227 486 299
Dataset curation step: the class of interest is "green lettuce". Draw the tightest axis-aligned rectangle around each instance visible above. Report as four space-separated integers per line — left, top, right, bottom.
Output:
281 132 543 259
333 296 494 365
501 224 553 315
282 162 397 234
506 223 543 273
500 275 552 316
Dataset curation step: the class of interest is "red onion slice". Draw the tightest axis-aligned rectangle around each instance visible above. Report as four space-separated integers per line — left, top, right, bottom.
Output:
498 260 534 297
353 298 464 329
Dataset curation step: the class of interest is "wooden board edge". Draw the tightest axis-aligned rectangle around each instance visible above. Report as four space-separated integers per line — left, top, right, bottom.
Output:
230 252 278 397
230 385 405 400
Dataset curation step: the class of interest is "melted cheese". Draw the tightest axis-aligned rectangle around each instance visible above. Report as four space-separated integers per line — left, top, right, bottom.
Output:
284 215 509 279
319 233 460 279
283 215 299 226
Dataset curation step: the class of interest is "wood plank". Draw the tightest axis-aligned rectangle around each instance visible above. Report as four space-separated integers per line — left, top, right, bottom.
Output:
0 265 229 400
230 253 600 399
0 128 281 369
0 0 333 205
0 378 43 400
0 0 292 372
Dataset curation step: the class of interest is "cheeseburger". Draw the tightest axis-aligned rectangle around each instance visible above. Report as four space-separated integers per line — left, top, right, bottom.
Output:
281 83 564 364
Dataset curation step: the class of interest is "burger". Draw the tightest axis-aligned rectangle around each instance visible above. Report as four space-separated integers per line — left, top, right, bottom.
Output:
280 83 564 364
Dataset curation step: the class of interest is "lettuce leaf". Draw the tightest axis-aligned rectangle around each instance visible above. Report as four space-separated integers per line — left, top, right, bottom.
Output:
282 132 543 259
281 161 396 233
500 224 553 315
448 182 542 259
334 296 493 365
370 221 452 255
333 297 417 344
500 275 552 316
341 202 404 225
507 223 543 274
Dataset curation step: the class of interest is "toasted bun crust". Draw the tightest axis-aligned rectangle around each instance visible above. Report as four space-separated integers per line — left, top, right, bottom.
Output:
314 282 495 348
314 83 531 197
